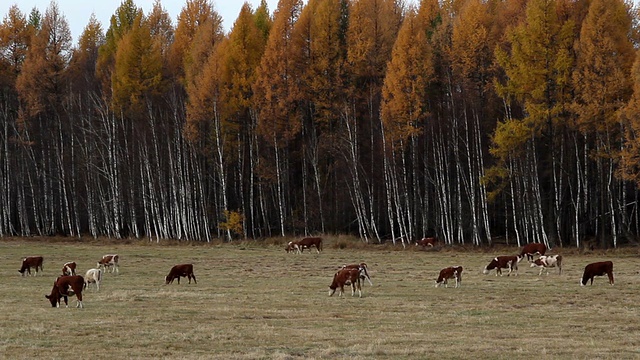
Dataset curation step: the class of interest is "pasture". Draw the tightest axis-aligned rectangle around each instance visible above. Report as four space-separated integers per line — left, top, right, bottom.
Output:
1 237 639 359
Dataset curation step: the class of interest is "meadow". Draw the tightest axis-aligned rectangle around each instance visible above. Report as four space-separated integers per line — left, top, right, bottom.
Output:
1 237 639 359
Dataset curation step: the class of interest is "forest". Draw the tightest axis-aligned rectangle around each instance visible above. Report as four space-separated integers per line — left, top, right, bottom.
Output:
1 0 640 247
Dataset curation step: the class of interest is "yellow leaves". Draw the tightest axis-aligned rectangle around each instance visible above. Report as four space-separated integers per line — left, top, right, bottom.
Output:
112 13 163 120
218 210 244 238
490 118 531 161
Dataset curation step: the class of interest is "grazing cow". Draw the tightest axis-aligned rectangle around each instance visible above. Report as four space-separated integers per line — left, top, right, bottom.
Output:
483 255 523 276
416 237 438 248
165 264 197 284
18 256 44 276
520 243 547 262
580 261 614 286
341 263 373 286
62 261 77 276
530 255 563 276
329 268 362 298
84 268 103 291
286 237 323 254
435 266 463 288
45 275 85 308
97 254 119 274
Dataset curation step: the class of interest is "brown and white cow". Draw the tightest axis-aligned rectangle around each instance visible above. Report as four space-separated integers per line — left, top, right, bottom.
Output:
483 255 523 276
165 264 197 284
84 268 103 291
286 237 323 254
45 275 85 308
329 268 362 297
97 254 119 274
18 256 44 276
341 263 373 286
435 266 463 288
62 261 77 276
580 261 614 286
530 255 563 276
520 243 547 262
416 237 438 248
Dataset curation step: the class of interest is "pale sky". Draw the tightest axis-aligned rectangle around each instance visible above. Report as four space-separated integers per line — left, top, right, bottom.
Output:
1 0 280 45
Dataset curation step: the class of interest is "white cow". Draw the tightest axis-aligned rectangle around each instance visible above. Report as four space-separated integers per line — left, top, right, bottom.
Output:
84 268 103 291
530 255 563 276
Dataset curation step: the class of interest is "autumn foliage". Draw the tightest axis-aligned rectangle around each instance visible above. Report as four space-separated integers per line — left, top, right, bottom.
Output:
1 0 640 248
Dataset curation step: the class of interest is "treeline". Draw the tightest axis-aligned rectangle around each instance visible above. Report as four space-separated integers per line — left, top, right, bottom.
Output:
1 0 640 247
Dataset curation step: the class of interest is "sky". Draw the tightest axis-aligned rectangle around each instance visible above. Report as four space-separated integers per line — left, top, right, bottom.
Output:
1 0 280 45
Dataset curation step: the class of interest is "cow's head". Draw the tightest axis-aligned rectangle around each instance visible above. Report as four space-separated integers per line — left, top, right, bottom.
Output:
483 258 498 274
45 283 61 307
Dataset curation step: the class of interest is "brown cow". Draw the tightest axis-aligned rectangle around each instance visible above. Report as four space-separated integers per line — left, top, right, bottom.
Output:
483 255 523 276
286 237 323 254
520 243 547 262
416 237 438 248
341 263 373 286
97 254 119 274
435 266 463 288
530 255 563 276
45 275 85 308
18 256 44 276
329 268 362 297
62 261 77 276
165 264 197 284
580 261 614 286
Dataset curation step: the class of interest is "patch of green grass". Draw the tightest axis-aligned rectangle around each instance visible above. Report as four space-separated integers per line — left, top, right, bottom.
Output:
1 237 639 359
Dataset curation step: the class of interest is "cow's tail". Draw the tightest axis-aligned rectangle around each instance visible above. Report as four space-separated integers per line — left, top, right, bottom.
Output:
319 239 323 252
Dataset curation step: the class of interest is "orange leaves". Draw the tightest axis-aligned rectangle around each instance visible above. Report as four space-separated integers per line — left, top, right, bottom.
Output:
380 5 433 147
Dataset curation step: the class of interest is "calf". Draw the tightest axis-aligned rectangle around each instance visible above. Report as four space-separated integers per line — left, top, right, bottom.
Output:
435 266 463 288
165 264 197 284
341 263 373 286
483 255 523 276
97 254 119 274
329 268 362 297
84 268 103 291
520 242 547 262
18 256 44 276
530 255 563 276
580 261 614 286
62 261 77 276
416 237 438 248
286 237 323 254
45 275 85 308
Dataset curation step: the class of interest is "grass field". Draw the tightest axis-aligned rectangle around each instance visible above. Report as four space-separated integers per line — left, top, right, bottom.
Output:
1 237 639 359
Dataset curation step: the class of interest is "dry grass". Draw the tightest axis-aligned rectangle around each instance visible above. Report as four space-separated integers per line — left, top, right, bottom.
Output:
1 237 640 359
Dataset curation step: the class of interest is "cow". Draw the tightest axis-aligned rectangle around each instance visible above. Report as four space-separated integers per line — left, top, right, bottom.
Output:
520 243 547 262
580 261 614 286
341 263 373 286
435 266 463 288
483 255 523 276
286 237 323 254
416 237 438 248
84 268 103 291
45 275 85 308
97 254 119 274
329 268 362 298
165 264 197 285
18 256 44 276
530 255 563 276
62 261 77 276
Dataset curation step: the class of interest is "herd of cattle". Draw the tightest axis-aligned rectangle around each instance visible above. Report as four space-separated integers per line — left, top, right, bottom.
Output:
18 237 616 308
288 237 616 297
